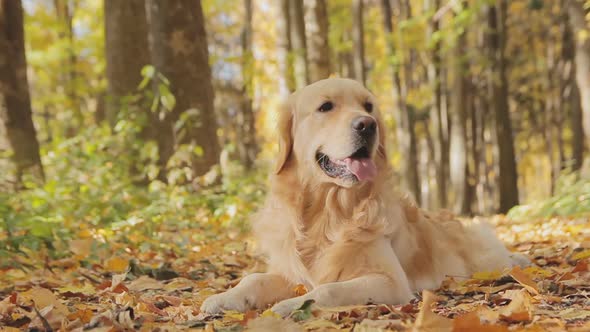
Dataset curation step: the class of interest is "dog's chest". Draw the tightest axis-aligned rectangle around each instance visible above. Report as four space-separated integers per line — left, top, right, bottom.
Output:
297 211 342 271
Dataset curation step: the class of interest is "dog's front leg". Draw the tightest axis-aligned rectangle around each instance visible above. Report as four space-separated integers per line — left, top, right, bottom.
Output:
200 273 294 314
270 274 413 317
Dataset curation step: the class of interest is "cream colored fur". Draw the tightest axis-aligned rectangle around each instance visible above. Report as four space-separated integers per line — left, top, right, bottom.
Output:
201 78 528 316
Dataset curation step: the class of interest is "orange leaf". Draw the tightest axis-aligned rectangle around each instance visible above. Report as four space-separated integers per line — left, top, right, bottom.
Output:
572 259 588 273
509 266 539 294
453 311 508 332
293 284 308 296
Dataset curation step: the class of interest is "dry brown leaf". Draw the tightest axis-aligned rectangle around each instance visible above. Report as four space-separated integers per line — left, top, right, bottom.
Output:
69 238 94 257
413 290 453 332
498 289 533 323
572 259 588 273
128 276 163 292
246 316 303 332
19 287 68 315
509 266 539 295
453 310 508 332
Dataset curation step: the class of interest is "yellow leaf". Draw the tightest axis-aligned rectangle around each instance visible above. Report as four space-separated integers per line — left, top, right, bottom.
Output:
56 282 96 295
223 310 244 321
105 256 129 273
572 249 590 261
472 270 504 281
260 308 282 318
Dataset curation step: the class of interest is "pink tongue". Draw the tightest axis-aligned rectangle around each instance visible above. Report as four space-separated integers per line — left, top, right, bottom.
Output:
344 158 377 181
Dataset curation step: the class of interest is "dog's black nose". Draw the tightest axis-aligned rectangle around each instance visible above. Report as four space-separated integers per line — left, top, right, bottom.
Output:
352 116 376 136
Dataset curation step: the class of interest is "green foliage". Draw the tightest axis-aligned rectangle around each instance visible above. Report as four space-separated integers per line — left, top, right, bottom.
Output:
508 170 590 219
0 121 266 264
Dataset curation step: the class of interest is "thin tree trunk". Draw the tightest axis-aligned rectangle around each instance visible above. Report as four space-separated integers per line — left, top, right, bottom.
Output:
54 0 82 134
487 1 519 213
567 0 590 154
449 2 472 214
352 0 366 85
277 0 294 96
290 0 309 89
237 0 257 169
562 1 584 171
305 0 331 82
380 0 421 203
146 0 220 178
0 0 44 184
426 0 448 209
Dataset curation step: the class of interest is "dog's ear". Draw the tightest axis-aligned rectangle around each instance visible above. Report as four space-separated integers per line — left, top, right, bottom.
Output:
274 97 295 174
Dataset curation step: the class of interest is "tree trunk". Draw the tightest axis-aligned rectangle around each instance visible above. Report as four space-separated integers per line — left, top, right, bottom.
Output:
567 0 590 154
449 2 473 215
487 1 519 213
352 0 366 85
0 0 44 184
237 0 257 169
54 0 82 134
146 0 220 178
104 0 150 125
426 0 449 209
277 0 294 96
380 0 421 203
290 0 309 89
305 0 331 82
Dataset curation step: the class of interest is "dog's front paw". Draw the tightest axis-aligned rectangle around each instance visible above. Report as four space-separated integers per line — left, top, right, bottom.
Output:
270 297 306 317
200 291 252 314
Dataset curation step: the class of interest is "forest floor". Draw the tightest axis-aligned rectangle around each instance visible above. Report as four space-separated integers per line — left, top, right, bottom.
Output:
1 214 589 331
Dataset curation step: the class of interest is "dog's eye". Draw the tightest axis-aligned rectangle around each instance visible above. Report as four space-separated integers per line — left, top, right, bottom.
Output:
318 101 334 112
363 102 373 113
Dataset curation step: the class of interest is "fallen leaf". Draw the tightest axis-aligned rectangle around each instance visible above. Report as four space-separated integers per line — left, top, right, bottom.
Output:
246 316 303 332
572 259 588 273
453 310 508 332
498 289 533 323
293 284 308 296
571 249 590 261
472 270 504 281
128 276 163 292
260 308 282 319
69 238 94 257
559 308 590 320
224 310 245 321
19 287 68 315
509 266 539 294
291 299 315 322
413 291 452 332
57 282 96 296
105 256 129 273
357 318 405 330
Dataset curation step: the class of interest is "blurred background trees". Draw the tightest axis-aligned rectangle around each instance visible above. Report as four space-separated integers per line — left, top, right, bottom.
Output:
1 0 590 228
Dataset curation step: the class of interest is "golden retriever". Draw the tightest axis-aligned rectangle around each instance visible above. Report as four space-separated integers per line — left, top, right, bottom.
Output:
201 78 528 316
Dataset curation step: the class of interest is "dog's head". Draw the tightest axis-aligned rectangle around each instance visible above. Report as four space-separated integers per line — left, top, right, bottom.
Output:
274 78 387 188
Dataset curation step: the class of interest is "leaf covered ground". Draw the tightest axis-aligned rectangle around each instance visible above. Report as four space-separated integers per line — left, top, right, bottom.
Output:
1 214 589 331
